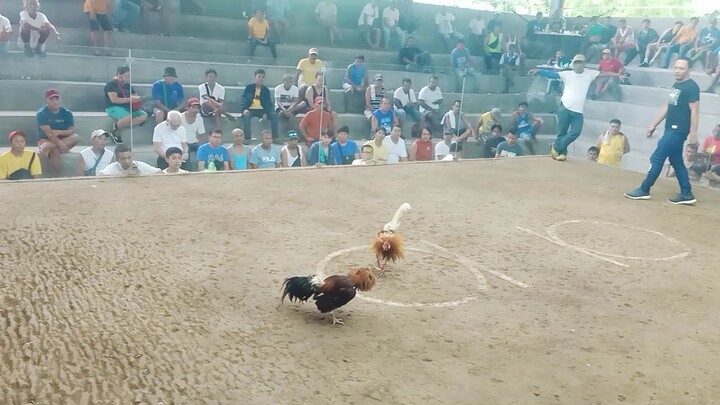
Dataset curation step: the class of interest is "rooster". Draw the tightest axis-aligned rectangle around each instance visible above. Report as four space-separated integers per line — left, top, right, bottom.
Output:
371 203 411 276
281 267 376 325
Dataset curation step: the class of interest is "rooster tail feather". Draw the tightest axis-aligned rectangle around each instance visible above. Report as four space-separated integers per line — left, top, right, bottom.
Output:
281 275 322 304
383 202 412 232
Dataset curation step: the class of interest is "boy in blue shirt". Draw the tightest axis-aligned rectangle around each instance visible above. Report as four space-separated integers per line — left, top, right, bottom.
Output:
196 129 230 171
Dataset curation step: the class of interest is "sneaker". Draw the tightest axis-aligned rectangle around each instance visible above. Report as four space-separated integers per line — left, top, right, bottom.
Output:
624 188 651 200
639 62 649 67
556 154 567 161
550 143 557 160
109 123 124 144
667 193 696 205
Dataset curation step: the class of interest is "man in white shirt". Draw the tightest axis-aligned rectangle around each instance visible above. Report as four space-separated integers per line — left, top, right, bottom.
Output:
152 110 189 170
418 75 443 133
0 12 11 53
77 129 114 176
19 0 61 57
382 1 405 50
383 125 408 163
358 1 380 50
435 129 457 160
435 5 463 51
182 98 206 152
315 0 340 47
275 74 304 133
393 78 423 128
199 68 235 130
99 144 161 176
468 12 486 56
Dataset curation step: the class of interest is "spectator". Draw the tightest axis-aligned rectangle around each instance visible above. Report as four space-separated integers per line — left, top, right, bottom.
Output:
707 65 720 93
592 49 624 101
523 12 544 58
295 48 325 88
308 129 336 166
487 12 501 32
77 129 114 176
19 0 61 58
587 146 599 162
662 17 699 69
495 128 524 158
163 146 188 174
434 129 456 160
468 11 486 56
199 69 235 130
365 74 386 119
332 126 360 165
451 40 477 93
383 125 408 163
611 19 634 59
600 17 617 46
266 0 290 44
197 129 230 171
228 129 250 170
0 12 10 54
352 144 376 165
595 119 630 167
364 127 389 162
397 0 415 34
358 0 381 50
105 65 148 145
371 97 398 136
343 55 369 108
418 76 443 134
476 107 501 142
241 68 279 144
399 36 433 73
499 44 521 93
441 100 473 155
113 0 141 32
548 49 571 69
435 5 463 51
484 22 504 70
84 0 113 56
409 127 434 161
703 124 720 165
0 131 41 180
280 130 306 167
181 98 206 158
315 0 340 47
99 144 161 176
275 74 303 131
584 16 604 56
687 17 720 69
299 97 333 147
624 18 658 65
393 78 423 130
250 130 281 169
382 1 405 50
152 66 186 124
247 8 277 61
305 72 339 128
152 110 189 170
641 21 683 67
481 124 504 158
663 143 705 182
36 89 80 177
139 0 168 35
512 101 543 154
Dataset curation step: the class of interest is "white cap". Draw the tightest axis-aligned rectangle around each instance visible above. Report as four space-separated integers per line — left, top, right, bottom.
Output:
91 129 109 139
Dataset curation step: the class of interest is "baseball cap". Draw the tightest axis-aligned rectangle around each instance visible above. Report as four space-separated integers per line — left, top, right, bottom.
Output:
45 88 60 99
8 130 25 142
602 48 611 54
374 73 384 81
308 47 319 55
287 130 298 138
91 129 109 140
187 97 201 107
572 54 586 63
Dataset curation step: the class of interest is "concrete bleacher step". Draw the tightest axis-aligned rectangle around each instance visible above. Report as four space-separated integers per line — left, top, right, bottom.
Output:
617 85 720 114
587 64 715 90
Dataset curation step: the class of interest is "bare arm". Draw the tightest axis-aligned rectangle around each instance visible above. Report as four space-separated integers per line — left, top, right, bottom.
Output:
294 69 301 86
365 88 372 109
409 142 418 161
370 115 379 132
153 142 164 158
623 135 630 154
688 101 699 144
39 125 71 151
280 147 288 167
76 155 85 176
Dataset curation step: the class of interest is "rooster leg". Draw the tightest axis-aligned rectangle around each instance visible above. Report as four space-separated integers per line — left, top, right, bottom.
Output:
330 312 345 325
374 257 387 276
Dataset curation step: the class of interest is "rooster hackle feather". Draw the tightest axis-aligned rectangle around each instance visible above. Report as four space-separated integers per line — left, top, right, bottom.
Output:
372 203 411 275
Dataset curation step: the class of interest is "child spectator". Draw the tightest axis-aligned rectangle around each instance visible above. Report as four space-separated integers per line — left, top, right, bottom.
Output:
197 129 230 171
410 127 434 161
163 147 188 174
308 130 336 166
352 144 376 165
587 146 600 162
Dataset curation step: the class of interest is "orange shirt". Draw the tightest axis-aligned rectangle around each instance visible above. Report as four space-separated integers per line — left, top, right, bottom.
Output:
248 17 269 40
674 26 697 45
300 109 332 146
83 0 110 14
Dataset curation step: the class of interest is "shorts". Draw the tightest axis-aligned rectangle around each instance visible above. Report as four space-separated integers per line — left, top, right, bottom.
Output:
359 24 379 34
343 82 362 93
87 13 112 31
106 105 147 120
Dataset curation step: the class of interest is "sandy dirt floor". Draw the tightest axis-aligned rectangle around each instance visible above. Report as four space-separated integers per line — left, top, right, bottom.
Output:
1 157 719 405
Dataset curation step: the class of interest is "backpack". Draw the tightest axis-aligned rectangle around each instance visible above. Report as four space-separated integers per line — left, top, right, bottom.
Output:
7 152 36 180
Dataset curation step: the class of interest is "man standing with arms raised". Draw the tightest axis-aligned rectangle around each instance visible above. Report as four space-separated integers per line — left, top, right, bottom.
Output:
530 54 621 161
624 57 699 205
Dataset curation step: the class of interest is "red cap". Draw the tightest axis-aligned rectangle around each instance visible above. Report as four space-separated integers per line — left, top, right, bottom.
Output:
8 130 26 141
45 88 60 99
188 97 201 106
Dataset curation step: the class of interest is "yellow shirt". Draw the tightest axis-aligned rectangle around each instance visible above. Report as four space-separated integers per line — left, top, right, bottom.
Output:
478 111 497 135
83 0 110 14
363 140 388 162
597 132 627 167
674 26 697 45
296 58 325 86
0 150 42 179
248 17 269 40
250 87 262 109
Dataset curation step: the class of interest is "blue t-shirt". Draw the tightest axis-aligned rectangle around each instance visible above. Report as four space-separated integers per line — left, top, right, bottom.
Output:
373 109 395 134
151 80 185 109
496 141 524 157
666 79 700 134
36 106 75 140
331 140 359 165
250 144 281 169
197 143 231 170
698 27 720 47
346 63 367 86
451 47 471 69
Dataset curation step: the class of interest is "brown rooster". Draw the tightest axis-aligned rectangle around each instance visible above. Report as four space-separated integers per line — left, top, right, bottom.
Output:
372 203 411 276
281 267 376 325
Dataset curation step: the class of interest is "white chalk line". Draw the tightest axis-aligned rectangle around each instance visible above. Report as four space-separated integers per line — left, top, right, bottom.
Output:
420 240 529 289
316 245 487 308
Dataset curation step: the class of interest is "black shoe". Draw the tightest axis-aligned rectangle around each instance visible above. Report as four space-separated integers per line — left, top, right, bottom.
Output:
110 123 124 144
639 62 649 67
34 46 46 57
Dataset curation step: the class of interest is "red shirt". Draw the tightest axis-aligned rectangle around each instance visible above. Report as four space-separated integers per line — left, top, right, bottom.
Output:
703 136 720 164
299 109 332 147
599 58 624 73
413 139 433 161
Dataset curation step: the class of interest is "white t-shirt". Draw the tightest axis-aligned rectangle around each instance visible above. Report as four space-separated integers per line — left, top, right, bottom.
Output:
393 87 417 109
180 112 206 144
152 122 188 153
99 161 161 176
274 84 299 109
315 1 337 21
418 85 443 114
162 168 189 174
382 7 400 27
435 12 455 35
358 3 378 26
383 136 408 163
80 147 114 175
198 82 226 102
435 141 451 160
18 11 50 49
469 18 485 35
352 159 370 165
0 14 12 34
558 70 601 114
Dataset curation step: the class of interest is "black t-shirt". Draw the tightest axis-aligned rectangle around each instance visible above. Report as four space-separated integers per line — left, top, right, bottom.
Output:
526 20 542 40
665 79 700 134
104 78 136 108
399 46 420 65
483 136 505 158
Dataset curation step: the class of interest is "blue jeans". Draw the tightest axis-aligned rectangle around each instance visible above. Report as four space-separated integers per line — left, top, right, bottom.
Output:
405 52 433 72
663 43 693 68
382 25 405 49
640 129 692 195
554 103 583 155
113 0 140 30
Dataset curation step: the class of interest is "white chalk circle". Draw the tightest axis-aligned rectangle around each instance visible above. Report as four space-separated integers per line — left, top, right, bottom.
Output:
546 220 691 262
315 245 487 308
